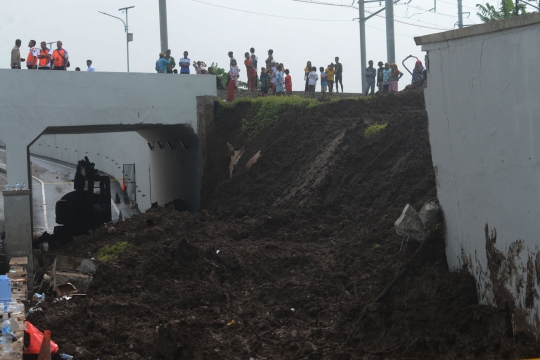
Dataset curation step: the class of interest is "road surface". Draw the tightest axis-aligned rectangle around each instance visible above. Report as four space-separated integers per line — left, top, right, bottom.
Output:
0 149 139 236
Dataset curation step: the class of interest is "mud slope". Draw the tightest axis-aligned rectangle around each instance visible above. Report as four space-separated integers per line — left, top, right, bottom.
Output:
28 91 540 360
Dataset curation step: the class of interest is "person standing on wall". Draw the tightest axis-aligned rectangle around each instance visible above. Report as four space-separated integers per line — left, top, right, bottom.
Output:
325 63 336 95
376 61 384 92
11 39 24 69
265 49 274 72
304 61 312 93
52 41 69 70
155 53 170 73
36 41 53 70
364 60 376 95
227 59 240 102
382 62 391 92
307 66 318 97
244 52 255 91
284 69 292 96
275 64 285 96
178 51 190 74
334 57 343 93
164 49 176 74
250 48 259 87
26 40 38 70
87 60 95 72
388 63 403 92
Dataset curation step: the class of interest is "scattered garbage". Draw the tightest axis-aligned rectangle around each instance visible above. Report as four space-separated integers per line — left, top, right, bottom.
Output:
394 204 427 242
23 322 59 356
216 250 220 255
227 320 235 326
59 354 74 360
418 200 442 229
2 313 11 353
245 151 261 170
40 242 49 252
291 308 295 312
55 283 77 298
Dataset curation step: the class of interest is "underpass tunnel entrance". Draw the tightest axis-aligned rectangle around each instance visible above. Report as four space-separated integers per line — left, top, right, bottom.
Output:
26 123 201 235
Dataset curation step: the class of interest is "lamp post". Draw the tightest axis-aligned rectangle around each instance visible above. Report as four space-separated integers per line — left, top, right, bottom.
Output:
98 6 134 72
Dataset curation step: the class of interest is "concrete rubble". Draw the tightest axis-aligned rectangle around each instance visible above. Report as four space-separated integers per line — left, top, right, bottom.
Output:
418 201 442 229
394 204 427 242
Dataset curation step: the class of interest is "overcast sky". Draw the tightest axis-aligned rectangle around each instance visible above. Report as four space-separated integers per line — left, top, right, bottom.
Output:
1 0 499 92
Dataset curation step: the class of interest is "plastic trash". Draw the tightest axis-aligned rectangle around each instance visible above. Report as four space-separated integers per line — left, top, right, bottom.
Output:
216 250 220 254
227 320 235 326
60 354 74 360
291 308 295 312
2 313 11 353
23 322 59 356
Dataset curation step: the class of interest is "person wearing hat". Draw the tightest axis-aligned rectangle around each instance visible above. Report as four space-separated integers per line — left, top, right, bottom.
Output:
376 61 385 92
164 49 176 74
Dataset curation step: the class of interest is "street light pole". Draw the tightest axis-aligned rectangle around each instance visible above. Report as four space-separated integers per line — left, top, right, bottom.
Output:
98 6 135 72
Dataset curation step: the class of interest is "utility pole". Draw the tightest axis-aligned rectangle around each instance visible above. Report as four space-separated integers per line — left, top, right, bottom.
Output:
159 0 169 52
457 0 463 28
359 0 367 92
385 0 395 63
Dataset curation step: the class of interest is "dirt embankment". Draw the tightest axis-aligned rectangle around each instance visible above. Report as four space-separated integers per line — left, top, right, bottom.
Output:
28 91 540 359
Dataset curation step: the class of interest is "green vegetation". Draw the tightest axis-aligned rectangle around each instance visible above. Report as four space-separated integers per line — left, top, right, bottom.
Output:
364 123 388 138
476 0 526 22
209 62 247 89
97 241 131 262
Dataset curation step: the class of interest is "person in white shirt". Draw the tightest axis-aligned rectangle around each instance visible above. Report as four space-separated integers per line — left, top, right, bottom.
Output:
307 66 319 97
178 51 190 74
26 40 38 69
36 41 53 70
87 60 95 72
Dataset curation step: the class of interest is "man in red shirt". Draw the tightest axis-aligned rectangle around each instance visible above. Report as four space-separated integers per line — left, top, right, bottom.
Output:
284 69 292 96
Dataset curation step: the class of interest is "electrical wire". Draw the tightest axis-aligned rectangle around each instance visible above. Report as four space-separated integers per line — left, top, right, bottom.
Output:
437 0 478 9
192 0 352 21
297 0 453 29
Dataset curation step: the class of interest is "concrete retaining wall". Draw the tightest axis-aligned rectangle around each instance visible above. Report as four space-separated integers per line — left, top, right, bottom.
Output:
418 13 540 335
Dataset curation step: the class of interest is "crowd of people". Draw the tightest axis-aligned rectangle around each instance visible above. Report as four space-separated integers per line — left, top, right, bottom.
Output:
10 38 425 99
9 39 97 71
363 58 424 95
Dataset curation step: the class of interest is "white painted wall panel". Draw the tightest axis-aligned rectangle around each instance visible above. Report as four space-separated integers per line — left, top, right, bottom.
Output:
423 20 540 333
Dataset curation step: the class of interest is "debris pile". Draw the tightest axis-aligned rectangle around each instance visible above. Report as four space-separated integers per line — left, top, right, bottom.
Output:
26 91 540 359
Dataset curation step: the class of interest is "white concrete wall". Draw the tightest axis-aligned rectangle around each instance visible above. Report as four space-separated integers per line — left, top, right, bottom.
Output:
0 69 215 184
0 70 216 212
421 16 540 334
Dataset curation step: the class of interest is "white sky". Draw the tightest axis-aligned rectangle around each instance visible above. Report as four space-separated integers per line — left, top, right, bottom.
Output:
0 0 508 92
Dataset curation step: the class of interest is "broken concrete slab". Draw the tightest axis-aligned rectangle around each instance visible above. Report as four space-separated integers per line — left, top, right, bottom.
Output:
418 201 442 230
394 204 427 242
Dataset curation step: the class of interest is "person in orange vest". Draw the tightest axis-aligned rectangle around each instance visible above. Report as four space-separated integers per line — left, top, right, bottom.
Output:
52 41 69 70
36 41 53 70
26 40 37 69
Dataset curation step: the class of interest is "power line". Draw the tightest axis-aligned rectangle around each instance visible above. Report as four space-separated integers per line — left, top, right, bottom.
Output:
437 0 478 9
192 0 352 21
293 0 451 30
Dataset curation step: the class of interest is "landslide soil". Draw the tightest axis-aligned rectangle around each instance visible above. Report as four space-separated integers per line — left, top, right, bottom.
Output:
28 91 540 359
